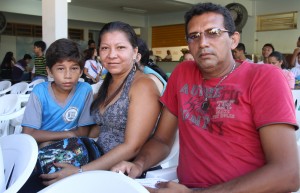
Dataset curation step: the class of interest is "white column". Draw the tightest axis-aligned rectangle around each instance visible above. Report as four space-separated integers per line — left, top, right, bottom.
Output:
42 0 68 49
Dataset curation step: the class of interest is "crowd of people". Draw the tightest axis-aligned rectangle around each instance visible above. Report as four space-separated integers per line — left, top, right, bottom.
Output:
1 2 299 193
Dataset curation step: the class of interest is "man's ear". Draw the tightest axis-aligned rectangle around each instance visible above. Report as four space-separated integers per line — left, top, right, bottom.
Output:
231 31 240 50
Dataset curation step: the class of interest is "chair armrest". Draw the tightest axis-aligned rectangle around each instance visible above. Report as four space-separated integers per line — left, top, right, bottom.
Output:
145 166 178 181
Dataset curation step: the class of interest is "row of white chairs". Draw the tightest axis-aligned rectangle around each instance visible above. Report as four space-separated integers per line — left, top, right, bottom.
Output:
0 79 45 97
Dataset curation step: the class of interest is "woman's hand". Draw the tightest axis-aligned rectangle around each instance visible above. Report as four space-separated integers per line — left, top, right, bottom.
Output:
146 181 193 193
40 163 78 186
111 161 143 178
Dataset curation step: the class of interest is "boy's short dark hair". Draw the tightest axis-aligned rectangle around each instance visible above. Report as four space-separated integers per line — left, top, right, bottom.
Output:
262 43 275 52
88 39 95 46
23 54 32 60
236 43 246 53
34 41 47 52
45 38 84 70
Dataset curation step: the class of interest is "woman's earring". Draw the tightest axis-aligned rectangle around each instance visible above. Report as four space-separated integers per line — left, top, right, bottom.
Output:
133 63 137 71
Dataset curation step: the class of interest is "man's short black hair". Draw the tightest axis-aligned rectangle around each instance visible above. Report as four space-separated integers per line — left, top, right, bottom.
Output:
23 54 32 60
34 40 47 52
235 43 246 53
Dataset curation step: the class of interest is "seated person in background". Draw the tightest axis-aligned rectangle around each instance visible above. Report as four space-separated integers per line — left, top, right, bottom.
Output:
20 38 95 192
179 48 189 62
12 53 32 83
257 43 274 64
291 53 300 79
232 42 253 63
112 3 299 193
162 50 172 61
39 21 162 186
290 36 300 68
268 51 295 89
183 50 194 61
83 48 102 84
136 37 167 95
0 51 16 80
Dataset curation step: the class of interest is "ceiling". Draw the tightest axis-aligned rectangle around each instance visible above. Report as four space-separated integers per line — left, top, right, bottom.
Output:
69 0 194 14
70 0 193 14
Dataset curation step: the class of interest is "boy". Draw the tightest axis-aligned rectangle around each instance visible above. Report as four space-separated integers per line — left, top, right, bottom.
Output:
31 40 47 81
20 38 95 192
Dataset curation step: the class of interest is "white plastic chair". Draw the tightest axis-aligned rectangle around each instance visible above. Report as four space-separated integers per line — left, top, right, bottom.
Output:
91 80 103 95
0 81 12 97
292 90 300 140
38 170 149 193
0 106 26 137
78 78 85 82
0 82 29 96
0 94 29 137
156 129 179 168
0 147 5 192
146 130 179 180
1 134 38 193
27 79 45 93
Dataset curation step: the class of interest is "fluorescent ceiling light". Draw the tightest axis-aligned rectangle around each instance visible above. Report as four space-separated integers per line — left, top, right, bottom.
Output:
122 6 147 14
67 0 71 2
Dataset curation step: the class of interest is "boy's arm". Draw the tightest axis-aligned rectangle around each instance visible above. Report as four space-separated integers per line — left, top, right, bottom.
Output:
73 125 92 137
22 126 77 144
88 124 100 138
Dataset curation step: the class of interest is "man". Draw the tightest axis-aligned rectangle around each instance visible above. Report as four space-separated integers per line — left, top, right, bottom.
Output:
12 53 32 83
232 42 253 63
112 2 299 193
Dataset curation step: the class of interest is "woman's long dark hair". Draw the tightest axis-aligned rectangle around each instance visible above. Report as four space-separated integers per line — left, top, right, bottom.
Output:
1 52 14 68
90 21 138 113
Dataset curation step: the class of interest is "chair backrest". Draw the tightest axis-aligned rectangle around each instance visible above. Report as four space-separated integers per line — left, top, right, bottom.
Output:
1 134 38 193
10 82 29 94
0 81 12 97
0 94 28 137
292 90 300 140
91 80 103 95
78 78 85 82
0 94 19 115
0 106 26 137
27 79 45 93
0 81 11 91
38 170 149 193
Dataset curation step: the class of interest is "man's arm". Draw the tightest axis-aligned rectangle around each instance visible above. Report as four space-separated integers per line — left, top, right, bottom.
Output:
151 124 300 193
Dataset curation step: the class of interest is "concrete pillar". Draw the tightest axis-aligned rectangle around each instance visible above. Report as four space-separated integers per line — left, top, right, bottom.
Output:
42 0 68 49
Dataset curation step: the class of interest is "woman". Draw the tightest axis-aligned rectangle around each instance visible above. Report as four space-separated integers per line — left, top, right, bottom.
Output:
0 51 16 80
83 48 103 84
268 51 295 89
40 21 162 185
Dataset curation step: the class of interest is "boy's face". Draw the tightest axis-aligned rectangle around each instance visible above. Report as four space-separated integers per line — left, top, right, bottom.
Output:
47 60 83 92
33 46 42 55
